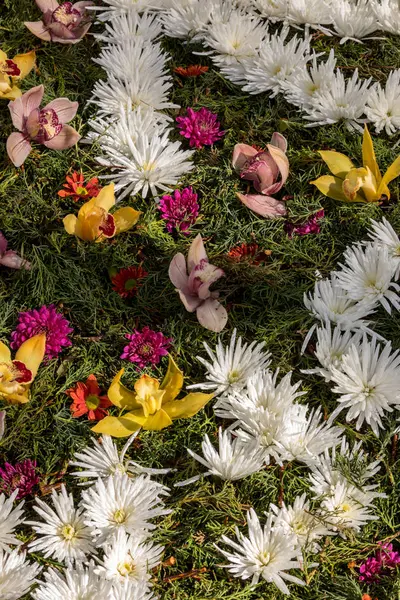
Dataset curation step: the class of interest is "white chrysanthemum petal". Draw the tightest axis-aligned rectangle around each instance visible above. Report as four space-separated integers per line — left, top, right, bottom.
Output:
366 70 400 135
371 0 400 35
110 579 156 600
93 12 163 44
331 0 378 43
89 0 170 20
32 563 113 600
252 0 288 20
0 490 25 551
0 548 41 600
161 0 214 39
287 0 332 26
367 218 400 278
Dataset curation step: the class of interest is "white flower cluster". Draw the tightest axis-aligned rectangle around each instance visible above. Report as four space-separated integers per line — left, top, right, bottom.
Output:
303 217 400 436
87 7 194 199
0 434 169 599
178 328 384 595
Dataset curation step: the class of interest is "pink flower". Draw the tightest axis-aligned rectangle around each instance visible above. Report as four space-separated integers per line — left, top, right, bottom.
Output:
0 232 31 270
11 304 73 361
25 0 94 44
169 234 227 332
121 326 172 369
359 543 400 584
7 84 80 167
176 107 225 149
232 132 289 218
0 459 40 499
285 209 325 238
158 187 199 234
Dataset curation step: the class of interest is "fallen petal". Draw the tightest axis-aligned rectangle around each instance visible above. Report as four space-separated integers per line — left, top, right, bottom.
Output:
0 251 31 270
196 298 228 332
232 143 258 172
270 132 288 153
236 193 287 218
169 253 189 290
24 21 52 41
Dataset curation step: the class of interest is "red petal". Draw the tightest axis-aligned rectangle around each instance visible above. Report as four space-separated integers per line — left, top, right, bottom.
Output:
12 360 32 383
99 213 116 238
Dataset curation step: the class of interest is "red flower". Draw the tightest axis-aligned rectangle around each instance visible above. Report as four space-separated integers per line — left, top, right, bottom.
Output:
174 65 209 77
227 243 271 266
111 266 148 299
58 171 100 202
66 375 112 421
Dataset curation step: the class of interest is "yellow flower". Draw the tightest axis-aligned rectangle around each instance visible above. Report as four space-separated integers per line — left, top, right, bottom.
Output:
0 334 46 404
63 183 141 242
311 125 400 203
0 49 36 100
92 356 213 437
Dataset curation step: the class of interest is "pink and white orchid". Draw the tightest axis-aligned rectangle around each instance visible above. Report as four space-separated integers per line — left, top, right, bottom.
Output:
7 84 80 167
0 233 31 270
25 1 94 44
169 234 228 333
232 132 289 218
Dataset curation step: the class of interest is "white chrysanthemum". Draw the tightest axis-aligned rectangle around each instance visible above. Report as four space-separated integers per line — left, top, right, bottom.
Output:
367 218 400 277
282 50 337 110
252 0 287 21
189 329 271 397
366 70 400 135
93 12 163 44
0 548 41 600
225 27 312 97
302 323 363 382
304 69 372 130
331 0 378 43
110 579 156 600
0 490 24 551
319 481 380 532
93 40 170 83
95 528 163 585
371 0 400 35
70 433 170 484
89 0 169 20
32 563 113 600
274 405 343 465
271 494 332 552
286 0 332 26
180 428 266 483
216 509 305 594
27 485 95 563
329 335 400 436
161 0 213 39
81 474 170 545
303 274 376 332
97 128 194 200
335 243 400 313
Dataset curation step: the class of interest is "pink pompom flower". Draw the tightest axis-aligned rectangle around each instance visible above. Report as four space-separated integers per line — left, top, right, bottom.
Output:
176 107 225 149
158 187 199 234
11 304 73 361
0 459 40 499
121 326 172 369
359 543 400 584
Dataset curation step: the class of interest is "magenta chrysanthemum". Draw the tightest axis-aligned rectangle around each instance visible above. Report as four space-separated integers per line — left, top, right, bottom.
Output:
158 187 199 234
176 107 225 149
121 326 172 369
0 459 40 499
10 304 73 360
359 543 400 584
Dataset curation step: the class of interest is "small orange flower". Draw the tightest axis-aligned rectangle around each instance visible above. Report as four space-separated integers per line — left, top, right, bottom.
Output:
174 65 209 77
227 243 271 266
58 171 100 202
66 375 112 421
362 595 372 600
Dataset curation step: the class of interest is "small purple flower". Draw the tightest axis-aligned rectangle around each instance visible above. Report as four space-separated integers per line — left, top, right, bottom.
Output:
176 107 225 149
121 326 172 369
285 209 325 238
359 543 400 584
158 187 199 234
11 304 73 361
0 460 40 499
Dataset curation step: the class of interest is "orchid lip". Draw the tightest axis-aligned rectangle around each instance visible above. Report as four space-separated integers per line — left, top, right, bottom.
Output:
35 109 62 142
2 59 20 77
52 2 81 28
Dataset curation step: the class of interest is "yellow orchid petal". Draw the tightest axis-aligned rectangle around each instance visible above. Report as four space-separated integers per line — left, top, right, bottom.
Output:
142 409 172 431
0 341 11 363
311 175 364 202
15 334 46 379
113 207 141 234
379 156 400 198
63 214 78 235
94 183 115 212
134 374 161 399
78 197 97 218
12 50 36 80
163 392 213 420
6 392 30 405
160 355 184 404
76 207 104 242
0 50 7 63
343 168 367 202
2 86 22 100
91 414 143 438
318 151 355 179
362 125 382 186
108 369 141 410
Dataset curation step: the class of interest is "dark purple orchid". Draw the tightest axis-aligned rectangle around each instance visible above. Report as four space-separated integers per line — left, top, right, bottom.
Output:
0 233 31 270
25 0 94 44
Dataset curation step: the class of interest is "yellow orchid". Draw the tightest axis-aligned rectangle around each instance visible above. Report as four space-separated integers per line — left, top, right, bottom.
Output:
0 49 36 100
63 183 141 242
0 334 46 404
311 125 400 204
92 356 213 437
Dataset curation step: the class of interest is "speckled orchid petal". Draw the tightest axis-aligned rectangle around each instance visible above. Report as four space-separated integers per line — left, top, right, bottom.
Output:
236 192 287 218
196 298 228 332
43 98 78 123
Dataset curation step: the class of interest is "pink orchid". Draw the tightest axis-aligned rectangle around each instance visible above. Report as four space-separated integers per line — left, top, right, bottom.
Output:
232 132 289 218
0 232 31 270
7 85 80 167
169 234 228 333
25 1 94 44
